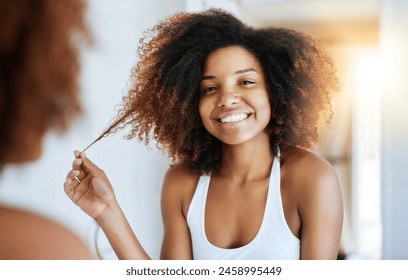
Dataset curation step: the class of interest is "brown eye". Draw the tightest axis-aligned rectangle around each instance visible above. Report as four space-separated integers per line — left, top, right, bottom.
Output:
239 80 255 86
203 86 218 94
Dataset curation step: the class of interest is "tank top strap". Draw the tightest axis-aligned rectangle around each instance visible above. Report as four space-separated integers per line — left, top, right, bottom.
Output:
263 149 281 221
187 175 210 228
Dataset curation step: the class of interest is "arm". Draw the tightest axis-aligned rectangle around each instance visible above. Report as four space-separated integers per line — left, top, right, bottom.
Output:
96 202 150 259
159 165 196 259
0 207 91 259
297 156 343 259
64 151 150 259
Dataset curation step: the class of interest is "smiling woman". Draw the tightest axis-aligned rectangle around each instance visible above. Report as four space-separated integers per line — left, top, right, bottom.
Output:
64 8 343 260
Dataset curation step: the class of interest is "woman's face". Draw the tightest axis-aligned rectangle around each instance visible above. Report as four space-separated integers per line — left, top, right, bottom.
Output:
198 46 271 146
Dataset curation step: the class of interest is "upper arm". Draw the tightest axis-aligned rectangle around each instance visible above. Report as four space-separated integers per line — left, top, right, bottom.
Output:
0 207 91 259
160 165 196 260
297 157 343 260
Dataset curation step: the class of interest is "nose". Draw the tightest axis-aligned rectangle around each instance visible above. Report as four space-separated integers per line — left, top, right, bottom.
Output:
216 89 240 107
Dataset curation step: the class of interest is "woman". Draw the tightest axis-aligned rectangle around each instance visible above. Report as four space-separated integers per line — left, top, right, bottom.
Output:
0 0 91 259
64 9 343 260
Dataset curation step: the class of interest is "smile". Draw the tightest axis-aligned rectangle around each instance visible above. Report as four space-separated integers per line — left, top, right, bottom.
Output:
216 113 251 124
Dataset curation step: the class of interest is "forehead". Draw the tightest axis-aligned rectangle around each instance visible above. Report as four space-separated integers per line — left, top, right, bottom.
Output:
203 46 262 74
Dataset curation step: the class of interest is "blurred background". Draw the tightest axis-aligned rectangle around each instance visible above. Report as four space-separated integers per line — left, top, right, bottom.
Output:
0 0 407 260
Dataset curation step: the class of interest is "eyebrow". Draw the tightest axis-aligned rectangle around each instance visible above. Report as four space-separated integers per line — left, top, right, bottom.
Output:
201 68 257 81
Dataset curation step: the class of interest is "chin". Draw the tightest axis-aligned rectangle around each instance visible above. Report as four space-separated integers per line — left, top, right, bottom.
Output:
217 135 253 146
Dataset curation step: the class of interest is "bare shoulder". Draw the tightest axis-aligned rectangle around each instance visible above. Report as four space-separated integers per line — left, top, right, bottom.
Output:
281 145 342 208
160 164 199 259
0 206 91 259
162 164 201 195
281 146 343 259
163 164 200 186
161 164 201 217
282 146 339 188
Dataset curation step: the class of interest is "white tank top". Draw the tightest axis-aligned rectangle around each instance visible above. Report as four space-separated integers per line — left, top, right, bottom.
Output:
186 155 301 260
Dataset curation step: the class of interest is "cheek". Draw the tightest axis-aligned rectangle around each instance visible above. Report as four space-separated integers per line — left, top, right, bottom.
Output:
198 98 217 136
253 96 271 120
198 98 211 122
262 93 272 118
263 103 272 120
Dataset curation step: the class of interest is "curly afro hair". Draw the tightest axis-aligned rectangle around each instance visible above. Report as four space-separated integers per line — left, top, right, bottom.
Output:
0 0 90 166
96 8 339 174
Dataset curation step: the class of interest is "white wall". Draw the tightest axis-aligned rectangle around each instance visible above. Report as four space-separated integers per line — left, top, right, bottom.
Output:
0 0 185 260
380 0 408 260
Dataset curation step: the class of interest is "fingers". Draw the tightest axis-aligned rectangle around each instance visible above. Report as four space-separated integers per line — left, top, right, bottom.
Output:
69 159 86 182
74 150 81 159
65 150 104 204
77 151 101 175
72 150 97 177
63 176 79 202
64 167 85 204
65 152 86 197
67 149 99 186
64 176 86 205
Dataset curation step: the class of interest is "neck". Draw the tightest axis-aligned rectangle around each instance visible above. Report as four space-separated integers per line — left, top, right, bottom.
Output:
217 133 274 182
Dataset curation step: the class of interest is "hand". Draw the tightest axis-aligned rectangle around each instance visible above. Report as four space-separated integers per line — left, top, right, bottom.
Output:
64 150 117 219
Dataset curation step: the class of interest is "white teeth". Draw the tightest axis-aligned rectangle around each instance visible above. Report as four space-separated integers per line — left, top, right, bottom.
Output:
219 113 249 123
